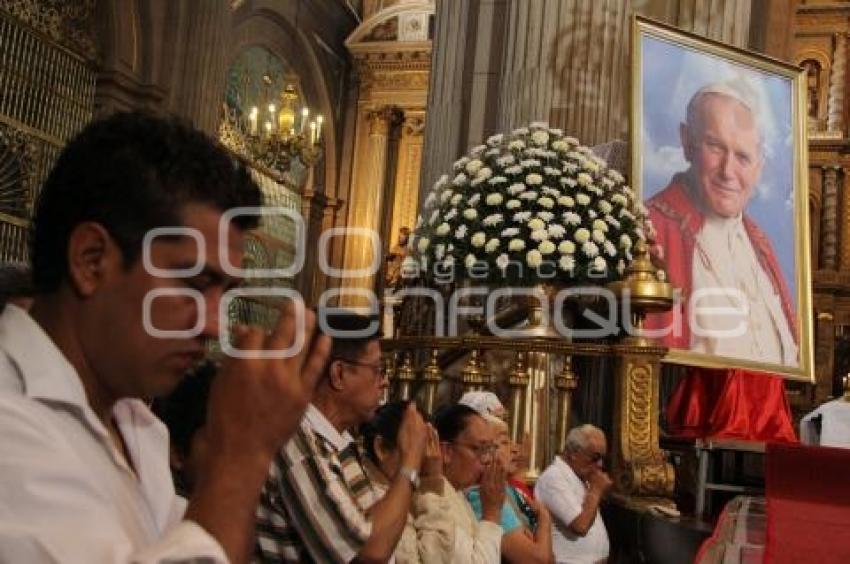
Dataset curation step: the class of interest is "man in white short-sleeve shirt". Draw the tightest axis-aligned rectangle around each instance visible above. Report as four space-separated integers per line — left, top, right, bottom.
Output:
535 424 612 564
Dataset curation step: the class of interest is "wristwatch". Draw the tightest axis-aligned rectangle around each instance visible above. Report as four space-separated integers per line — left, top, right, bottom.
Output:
398 466 420 489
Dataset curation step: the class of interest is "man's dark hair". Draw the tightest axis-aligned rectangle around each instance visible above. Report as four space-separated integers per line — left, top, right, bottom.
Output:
321 309 381 363
30 111 262 293
0 262 32 310
432 403 481 443
361 400 410 465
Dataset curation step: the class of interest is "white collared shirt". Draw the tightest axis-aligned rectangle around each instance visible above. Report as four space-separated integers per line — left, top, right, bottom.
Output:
690 213 798 365
535 456 609 564
0 305 226 563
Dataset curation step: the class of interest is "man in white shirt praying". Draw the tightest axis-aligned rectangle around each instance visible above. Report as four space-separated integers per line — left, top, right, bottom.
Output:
535 424 612 564
0 112 330 563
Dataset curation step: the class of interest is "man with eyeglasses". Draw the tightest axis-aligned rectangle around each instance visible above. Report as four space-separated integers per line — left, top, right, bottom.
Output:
535 424 612 564
255 311 429 563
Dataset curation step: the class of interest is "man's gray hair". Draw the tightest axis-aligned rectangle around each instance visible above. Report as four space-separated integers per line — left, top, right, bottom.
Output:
564 424 604 453
685 80 765 151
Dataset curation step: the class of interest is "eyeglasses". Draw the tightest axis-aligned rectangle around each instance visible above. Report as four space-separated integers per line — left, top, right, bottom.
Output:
583 450 605 463
334 357 384 380
445 441 498 460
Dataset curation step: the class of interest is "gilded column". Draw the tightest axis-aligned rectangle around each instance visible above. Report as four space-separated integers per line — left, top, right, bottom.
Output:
499 0 631 146
827 34 846 134
169 0 231 135
821 165 840 270
341 106 403 303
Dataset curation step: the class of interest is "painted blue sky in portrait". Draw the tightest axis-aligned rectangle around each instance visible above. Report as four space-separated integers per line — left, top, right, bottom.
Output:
640 35 797 307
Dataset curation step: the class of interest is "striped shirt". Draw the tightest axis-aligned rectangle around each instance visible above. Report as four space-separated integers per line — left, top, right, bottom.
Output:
254 404 380 563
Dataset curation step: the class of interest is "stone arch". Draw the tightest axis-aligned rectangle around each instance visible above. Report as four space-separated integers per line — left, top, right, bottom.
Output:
345 1 434 45
796 48 832 124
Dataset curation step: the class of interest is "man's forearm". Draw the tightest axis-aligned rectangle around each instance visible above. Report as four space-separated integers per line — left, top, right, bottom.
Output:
185 452 272 564
568 490 602 537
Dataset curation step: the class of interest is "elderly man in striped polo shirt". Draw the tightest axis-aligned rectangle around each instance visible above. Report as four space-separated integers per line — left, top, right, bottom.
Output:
255 312 429 563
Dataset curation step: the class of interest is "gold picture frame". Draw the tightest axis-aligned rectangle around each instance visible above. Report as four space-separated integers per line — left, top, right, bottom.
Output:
631 15 814 383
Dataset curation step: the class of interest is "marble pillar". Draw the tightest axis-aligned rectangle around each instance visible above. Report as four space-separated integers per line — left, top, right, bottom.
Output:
828 33 846 135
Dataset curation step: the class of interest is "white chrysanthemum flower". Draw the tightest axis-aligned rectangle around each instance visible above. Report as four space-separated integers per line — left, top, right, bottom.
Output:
587 209 597 219
519 159 540 169
509 140 526 151
471 232 487 248
608 169 625 183
547 224 566 239
470 144 487 156
624 249 632 262
619 208 635 221
519 191 538 200
601 177 615 188
509 239 526 251
617 259 626 275
559 255 575 272
575 228 591 243
488 176 508 185
502 227 520 237
475 167 493 181
604 240 617 257
541 187 561 197
564 136 579 145
435 174 450 189
593 256 607 271
526 173 543 185
538 196 555 209
592 229 606 243
635 227 646 241
538 211 554 222
505 165 523 175
512 127 530 135
417 237 430 252
447 243 454 252
577 173 593 187
506 199 521 209
455 225 468 239
436 222 450 236
486 193 503 206
496 253 510 270
453 156 470 171
527 218 546 231
611 193 628 206
531 130 549 146
584 160 600 173
416 215 423 229
465 254 478 269
485 238 500 253
435 244 445 260
444 208 458 221
530 229 549 242
552 140 568 152
487 133 504 146
453 173 468 186
577 146 592 155
620 234 632 249
483 213 504 226
429 209 440 225
451 194 463 206
549 128 563 136
508 183 525 195
485 148 500 158
526 249 543 268
605 215 621 229
463 208 478 220
543 167 561 177
440 190 454 203
465 159 483 175
562 177 578 188
598 200 613 214
497 155 516 167
441 256 455 268
468 193 481 206
424 192 437 208
558 195 575 207
563 163 579 175
539 240 556 255
583 241 599 257
623 185 634 196
593 219 608 232
576 193 591 206
558 240 576 254
562 211 581 226
513 211 532 222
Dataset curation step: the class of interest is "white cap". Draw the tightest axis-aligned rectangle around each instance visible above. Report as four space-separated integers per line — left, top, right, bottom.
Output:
459 391 506 419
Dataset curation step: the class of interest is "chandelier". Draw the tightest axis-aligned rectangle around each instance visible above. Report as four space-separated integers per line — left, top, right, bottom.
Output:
221 81 323 176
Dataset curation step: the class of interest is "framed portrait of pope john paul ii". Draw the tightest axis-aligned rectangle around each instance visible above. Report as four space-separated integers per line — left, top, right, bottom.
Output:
631 16 814 382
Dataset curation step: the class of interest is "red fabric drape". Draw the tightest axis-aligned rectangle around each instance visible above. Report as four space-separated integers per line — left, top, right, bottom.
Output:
666 368 797 442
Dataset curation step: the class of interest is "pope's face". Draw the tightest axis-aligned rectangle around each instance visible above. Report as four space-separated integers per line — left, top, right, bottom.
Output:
681 93 764 218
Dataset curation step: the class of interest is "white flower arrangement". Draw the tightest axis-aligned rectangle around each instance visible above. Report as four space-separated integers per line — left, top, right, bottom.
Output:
410 123 651 285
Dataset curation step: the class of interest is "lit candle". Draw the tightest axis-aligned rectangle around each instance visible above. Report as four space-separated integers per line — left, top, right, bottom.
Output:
316 114 324 143
264 121 272 138
268 104 276 136
309 121 317 146
249 107 258 136
300 107 309 133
